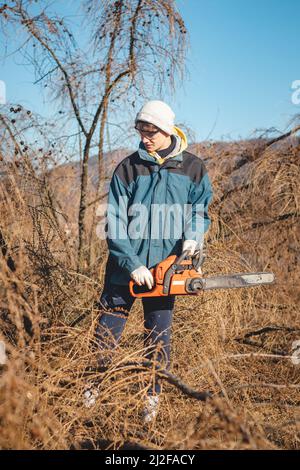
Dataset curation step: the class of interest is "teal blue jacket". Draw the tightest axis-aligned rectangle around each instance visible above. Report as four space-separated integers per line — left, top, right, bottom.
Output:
105 127 213 285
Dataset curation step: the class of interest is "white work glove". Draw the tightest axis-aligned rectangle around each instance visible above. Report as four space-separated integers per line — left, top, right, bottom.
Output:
130 265 154 289
182 239 198 256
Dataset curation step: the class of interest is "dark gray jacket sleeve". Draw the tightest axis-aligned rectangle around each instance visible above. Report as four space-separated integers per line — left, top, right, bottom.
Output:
106 171 143 275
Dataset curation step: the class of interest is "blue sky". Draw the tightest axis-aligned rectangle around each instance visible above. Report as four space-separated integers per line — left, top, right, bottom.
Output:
1 0 299 142
174 0 300 140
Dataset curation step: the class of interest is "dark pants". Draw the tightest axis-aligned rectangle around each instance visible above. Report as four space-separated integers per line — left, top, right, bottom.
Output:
95 281 175 395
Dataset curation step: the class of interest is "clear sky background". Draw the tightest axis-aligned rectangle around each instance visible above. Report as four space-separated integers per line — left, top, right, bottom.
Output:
175 0 300 140
1 0 300 142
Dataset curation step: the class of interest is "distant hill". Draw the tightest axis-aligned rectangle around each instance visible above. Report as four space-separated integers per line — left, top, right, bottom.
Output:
0 133 299 451
47 135 299 303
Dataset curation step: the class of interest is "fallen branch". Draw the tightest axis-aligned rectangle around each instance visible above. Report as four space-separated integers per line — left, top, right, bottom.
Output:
99 360 213 402
223 352 297 360
251 211 299 229
242 326 300 338
225 382 300 393
93 360 254 444
235 325 300 356
263 124 300 150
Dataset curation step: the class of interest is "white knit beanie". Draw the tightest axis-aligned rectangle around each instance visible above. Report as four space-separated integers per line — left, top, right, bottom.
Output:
135 100 175 135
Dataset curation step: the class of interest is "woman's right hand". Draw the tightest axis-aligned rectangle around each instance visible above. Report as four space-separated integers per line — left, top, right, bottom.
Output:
130 266 154 290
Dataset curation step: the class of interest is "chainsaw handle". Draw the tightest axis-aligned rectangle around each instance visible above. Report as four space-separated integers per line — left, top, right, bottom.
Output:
162 250 191 295
192 246 206 271
173 249 191 265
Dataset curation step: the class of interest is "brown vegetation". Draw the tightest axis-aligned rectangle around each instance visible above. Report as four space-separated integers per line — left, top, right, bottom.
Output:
0 130 299 450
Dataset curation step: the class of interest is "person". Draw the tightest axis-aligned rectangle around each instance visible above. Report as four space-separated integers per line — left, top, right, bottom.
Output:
88 100 213 422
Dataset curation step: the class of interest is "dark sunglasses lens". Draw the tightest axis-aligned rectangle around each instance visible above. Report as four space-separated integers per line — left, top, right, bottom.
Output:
136 122 159 133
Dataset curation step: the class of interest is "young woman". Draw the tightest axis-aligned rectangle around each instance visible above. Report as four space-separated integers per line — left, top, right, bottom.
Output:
90 100 213 421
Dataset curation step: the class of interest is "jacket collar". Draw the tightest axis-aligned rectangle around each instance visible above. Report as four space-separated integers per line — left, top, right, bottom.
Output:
137 126 188 165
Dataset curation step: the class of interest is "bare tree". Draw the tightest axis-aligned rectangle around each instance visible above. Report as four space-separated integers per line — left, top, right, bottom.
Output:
0 0 188 271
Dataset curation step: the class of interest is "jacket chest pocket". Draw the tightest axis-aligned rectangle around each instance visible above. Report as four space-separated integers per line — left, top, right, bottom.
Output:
166 173 190 203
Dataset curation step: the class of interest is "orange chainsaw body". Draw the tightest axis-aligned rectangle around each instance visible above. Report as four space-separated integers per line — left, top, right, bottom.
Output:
129 254 202 298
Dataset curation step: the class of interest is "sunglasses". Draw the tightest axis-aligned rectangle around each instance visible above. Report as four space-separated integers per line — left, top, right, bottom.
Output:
135 122 161 138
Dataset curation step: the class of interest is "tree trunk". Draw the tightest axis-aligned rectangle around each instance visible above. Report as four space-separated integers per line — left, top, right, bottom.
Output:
77 137 91 271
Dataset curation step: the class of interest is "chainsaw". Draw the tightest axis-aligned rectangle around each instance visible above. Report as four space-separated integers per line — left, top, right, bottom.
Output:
129 248 275 298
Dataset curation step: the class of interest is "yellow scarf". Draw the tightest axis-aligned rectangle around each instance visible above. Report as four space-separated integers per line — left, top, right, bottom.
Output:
148 126 188 164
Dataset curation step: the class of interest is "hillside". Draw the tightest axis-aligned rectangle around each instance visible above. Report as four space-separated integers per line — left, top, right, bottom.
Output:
48 135 299 304
0 134 299 450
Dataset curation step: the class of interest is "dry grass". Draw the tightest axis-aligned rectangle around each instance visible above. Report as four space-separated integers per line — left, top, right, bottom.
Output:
0 137 299 450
